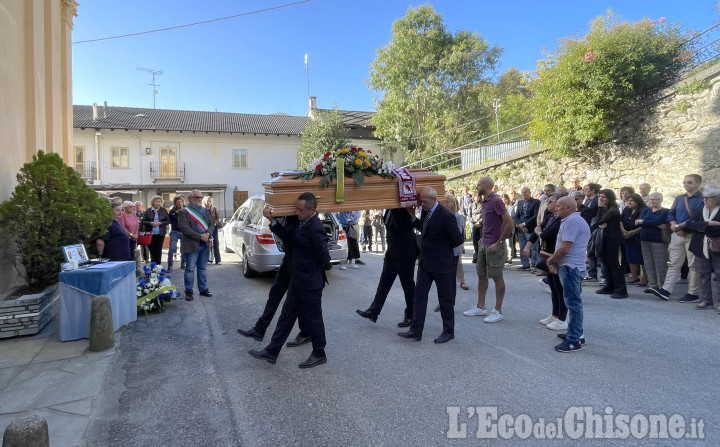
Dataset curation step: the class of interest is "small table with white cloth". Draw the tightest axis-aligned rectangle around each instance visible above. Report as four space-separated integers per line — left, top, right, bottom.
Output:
58 261 137 341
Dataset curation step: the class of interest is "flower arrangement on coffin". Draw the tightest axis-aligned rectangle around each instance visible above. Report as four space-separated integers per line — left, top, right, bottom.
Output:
136 262 180 314
295 147 396 188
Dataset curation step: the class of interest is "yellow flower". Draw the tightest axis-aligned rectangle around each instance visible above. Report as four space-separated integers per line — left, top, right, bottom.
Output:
364 159 371 167
358 150 367 157
354 158 362 166
342 148 350 154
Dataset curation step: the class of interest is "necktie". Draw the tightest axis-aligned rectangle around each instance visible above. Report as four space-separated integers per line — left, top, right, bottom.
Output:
422 209 433 233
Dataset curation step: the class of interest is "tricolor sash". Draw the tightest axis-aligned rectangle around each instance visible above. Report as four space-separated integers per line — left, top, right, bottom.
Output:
186 206 210 232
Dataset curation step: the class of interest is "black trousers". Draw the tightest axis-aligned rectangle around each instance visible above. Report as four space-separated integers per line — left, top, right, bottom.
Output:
210 227 222 263
601 238 627 295
410 261 457 335
253 264 307 338
367 254 416 320
149 234 164 265
471 226 482 261
548 273 567 321
266 285 326 358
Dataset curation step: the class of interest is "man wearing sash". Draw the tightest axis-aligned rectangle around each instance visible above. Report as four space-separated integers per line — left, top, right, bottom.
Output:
178 189 215 301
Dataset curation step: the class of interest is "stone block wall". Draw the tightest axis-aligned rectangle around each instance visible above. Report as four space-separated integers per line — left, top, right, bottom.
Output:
0 286 59 338
448 63 720 206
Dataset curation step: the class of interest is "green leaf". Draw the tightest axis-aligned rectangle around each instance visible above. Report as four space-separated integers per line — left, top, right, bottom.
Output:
352 170 365 188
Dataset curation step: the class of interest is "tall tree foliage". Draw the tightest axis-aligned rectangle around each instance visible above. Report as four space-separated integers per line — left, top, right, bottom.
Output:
530 11 691 156
367 5 501 163
297 107 350 170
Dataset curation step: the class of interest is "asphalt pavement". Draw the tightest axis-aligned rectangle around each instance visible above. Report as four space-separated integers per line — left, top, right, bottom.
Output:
2 237 719 446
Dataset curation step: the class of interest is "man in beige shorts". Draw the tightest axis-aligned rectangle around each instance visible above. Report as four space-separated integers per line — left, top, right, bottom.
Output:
463 177 514 323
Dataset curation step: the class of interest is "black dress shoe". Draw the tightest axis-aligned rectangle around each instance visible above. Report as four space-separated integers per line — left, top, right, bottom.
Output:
237 328 264 341
610 293 629 299
434 305 441 312
185 291 194 301
596 288 612 295
199 289 213 297
397 331 422 341
298 354 327 369
248 349 277 364
434 333 454 344
286 335 311 347
355 259 366 265
397 318 411 328
356 309 377 323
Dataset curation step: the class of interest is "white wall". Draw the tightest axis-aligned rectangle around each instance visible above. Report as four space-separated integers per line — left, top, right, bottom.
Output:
73 129 300 215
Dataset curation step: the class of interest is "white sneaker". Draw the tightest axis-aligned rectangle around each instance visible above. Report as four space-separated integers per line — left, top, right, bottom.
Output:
348 263 359 269
463 305 488 317
339 263 347 270
547 319 568 331
483 309 504 323
540 315 556 326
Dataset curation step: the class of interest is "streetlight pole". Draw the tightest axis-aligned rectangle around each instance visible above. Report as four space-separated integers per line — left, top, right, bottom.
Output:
492 98 501 142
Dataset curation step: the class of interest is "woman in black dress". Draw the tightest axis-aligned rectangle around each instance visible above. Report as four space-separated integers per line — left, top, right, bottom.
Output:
596 189 628 299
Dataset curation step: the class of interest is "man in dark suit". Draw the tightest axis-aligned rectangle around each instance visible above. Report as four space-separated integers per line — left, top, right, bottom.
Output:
237 215 310 346
515 186 540 271
249 193 331 368
356 208 418 327
398 187 464 344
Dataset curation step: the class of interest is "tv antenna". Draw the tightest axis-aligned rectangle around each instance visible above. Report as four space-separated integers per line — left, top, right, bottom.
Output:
136 67 163 108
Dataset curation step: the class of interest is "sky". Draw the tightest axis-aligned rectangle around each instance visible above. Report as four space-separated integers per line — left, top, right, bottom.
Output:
71 0 718 117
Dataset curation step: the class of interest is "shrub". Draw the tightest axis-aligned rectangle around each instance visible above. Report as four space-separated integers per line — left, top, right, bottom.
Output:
674 100 691 113
530 11 691 156
0 151 113 292
677 79 710 95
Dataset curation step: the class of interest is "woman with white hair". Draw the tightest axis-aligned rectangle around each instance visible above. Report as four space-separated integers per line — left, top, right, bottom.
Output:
679 184 720 310
141 195 170 265
636 192 670 294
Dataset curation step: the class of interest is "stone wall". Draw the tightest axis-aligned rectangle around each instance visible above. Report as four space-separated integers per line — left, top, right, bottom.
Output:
0 286 59 338
447 64 720 206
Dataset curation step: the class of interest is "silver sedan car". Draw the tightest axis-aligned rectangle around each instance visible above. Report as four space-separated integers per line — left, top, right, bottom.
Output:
222 195 348 277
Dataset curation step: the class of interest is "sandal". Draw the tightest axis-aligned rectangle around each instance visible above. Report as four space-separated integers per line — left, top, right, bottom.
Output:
626 278 639 284
637 282 648 287
460 283 469 290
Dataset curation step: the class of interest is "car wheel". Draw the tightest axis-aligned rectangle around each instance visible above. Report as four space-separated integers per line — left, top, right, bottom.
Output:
242 249 257 278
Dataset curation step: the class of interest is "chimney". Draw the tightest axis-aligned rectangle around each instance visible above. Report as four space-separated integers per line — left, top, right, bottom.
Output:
308 96 317 111
92 103 98 120
103 101 107 118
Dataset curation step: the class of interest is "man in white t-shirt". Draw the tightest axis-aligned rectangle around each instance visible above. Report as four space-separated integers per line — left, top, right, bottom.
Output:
546 196 591 353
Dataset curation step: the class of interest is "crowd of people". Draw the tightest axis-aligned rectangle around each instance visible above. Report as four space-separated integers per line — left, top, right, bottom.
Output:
97 192 222 280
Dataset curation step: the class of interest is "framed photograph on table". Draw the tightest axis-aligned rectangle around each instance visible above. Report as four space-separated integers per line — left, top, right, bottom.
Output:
62 244 89 265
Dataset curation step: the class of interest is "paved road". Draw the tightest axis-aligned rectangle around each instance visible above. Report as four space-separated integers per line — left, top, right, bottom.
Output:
84 240 720 446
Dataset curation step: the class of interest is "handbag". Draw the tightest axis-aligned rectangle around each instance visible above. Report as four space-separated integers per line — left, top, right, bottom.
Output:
709 238 720 254
137 232 152 246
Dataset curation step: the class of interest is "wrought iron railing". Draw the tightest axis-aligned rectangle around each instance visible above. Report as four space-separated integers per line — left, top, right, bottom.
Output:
75 161 96 179
150 162 185 178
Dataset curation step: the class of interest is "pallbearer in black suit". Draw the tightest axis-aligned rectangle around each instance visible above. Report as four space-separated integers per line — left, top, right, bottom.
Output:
356 208 418 327
398 187 465 343
249 193 331 368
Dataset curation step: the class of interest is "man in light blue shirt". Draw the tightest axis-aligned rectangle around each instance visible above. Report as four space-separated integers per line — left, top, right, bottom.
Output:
547 196 591 353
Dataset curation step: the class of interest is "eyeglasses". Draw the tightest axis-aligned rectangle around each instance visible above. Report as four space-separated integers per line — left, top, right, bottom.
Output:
189 195 202 199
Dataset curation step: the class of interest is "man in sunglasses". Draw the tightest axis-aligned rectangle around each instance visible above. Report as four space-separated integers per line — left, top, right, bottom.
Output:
177 189 215 301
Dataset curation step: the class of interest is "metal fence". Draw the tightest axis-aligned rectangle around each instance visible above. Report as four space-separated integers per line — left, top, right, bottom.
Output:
150 162 185 178
460 139 532 170
75 161 96 180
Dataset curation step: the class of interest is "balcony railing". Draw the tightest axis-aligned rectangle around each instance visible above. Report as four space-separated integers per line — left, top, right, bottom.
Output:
75 161 96 180
150 162 185 178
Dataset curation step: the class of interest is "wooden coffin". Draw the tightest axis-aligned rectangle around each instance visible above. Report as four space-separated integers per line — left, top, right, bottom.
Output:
263 170 446 216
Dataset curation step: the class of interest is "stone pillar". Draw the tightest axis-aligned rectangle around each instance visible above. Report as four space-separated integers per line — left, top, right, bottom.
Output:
2 415 50 447
89 295 114 352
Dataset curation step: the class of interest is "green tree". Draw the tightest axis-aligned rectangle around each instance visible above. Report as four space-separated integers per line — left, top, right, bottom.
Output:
367 5 502 163
297 107 350 170
530 11 691 155
0 151 113 291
